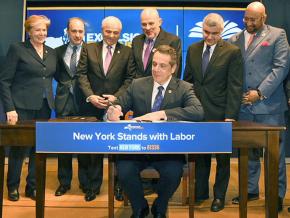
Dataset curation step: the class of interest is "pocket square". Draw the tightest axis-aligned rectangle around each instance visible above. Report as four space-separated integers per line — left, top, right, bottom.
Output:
261 41 270 47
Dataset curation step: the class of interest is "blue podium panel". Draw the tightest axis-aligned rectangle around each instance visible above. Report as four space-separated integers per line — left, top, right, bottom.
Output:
36 122 232 154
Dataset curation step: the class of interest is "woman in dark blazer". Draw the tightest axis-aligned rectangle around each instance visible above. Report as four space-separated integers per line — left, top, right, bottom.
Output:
0 15 57 201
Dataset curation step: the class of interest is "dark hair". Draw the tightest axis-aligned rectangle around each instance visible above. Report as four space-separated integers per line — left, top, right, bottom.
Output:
154 45 177 66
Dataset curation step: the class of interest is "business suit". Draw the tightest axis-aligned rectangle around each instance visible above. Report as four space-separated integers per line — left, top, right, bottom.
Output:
77 41 135 192
228 25 289 198
184 39 243 200
55 43 87 189
0 40 56 191
132 28 182 78
115 76 204 215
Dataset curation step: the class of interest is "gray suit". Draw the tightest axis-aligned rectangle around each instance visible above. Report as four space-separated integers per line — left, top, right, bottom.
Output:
115 76 204 214
228 24 289 198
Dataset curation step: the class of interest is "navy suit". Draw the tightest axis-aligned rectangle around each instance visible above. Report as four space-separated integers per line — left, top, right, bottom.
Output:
0 41 56 190
115 76 204 214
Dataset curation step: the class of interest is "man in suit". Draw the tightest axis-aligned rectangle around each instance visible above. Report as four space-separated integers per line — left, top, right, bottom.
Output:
228 2 289 212
184 13 243 212
54 17 88 197
132 8 182 78
107 45 204 218
77 16 135 201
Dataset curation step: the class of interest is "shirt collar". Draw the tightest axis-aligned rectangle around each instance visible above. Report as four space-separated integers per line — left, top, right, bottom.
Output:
153 76 172 91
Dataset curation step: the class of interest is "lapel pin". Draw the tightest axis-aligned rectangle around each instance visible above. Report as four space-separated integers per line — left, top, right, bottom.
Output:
45 50 48 53
117 50 120 54
168 90 172 94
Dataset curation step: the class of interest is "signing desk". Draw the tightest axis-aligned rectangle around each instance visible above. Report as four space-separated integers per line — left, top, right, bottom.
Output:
0 120 284 218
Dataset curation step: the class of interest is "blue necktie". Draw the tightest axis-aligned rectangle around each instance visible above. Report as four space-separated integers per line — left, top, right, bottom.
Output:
152 86 164 112
202 45 211 76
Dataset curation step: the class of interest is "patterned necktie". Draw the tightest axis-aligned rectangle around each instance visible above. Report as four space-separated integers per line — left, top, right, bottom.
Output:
202 45 211 76
247 34 255 50
104 45 112 75
152 86 164 112
70 46 77 75
143 39 153 70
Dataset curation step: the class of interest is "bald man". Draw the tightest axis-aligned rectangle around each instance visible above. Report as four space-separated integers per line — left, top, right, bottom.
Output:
229 1 289 212
132 8 182 78
77 16 135 201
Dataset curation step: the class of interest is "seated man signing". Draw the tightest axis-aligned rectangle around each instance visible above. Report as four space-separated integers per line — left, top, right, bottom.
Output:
107 45 204 218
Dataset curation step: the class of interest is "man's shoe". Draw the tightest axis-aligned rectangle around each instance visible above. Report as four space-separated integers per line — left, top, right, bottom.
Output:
151 201 166 218
84 189 100 202
210 199 225 212
130 205 149 218
114 185 124 201
25 187 36 200
232 193 259 204
278 197 283 212
55 185 70 196
8 189 19 201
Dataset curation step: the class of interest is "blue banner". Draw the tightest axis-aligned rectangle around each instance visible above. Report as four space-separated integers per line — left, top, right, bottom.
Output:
36 122 232 154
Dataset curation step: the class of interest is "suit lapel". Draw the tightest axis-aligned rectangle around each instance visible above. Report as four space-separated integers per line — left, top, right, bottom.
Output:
25 41 45 66
246 25 269 57
145 77 154 112
95 42 104 75
137 35 146 71
205 40 223 78
106 42 122 75
60 44 73 77
161 77 177 109
194 41 205 82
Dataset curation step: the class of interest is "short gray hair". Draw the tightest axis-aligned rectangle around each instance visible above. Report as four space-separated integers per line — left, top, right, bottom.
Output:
102 16 122 30
203 13 224 31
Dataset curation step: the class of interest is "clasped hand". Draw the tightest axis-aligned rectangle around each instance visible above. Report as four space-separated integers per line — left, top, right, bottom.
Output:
242 90 260 105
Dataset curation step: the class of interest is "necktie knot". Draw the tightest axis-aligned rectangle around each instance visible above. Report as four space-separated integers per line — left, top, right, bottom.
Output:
158 86 164 92
73 46 78 52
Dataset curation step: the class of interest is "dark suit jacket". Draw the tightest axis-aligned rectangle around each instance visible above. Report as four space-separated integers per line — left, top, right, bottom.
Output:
0 41 56 112
77 41 136 118
132 28 182 78
117 76 204 121
55 43 86 116
184 39 243 120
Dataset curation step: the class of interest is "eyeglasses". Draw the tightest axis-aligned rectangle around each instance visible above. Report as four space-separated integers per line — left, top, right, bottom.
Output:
243 16 263 23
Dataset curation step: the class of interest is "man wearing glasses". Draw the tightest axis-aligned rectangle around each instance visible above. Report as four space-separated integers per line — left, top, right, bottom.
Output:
229 1 289 212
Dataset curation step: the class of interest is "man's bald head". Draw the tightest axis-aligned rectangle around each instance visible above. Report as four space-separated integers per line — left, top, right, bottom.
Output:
140 8 162 39
244 1 267 33
246 1 266 17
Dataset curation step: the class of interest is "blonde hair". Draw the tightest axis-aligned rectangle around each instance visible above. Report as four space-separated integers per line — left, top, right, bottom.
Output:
24 15 51 32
